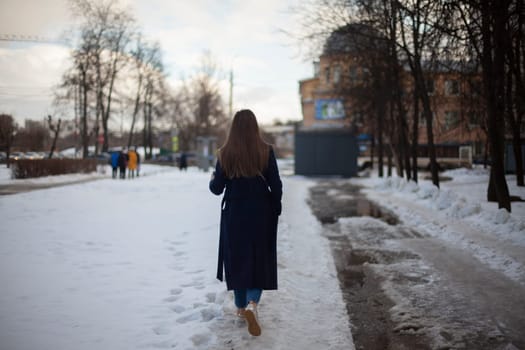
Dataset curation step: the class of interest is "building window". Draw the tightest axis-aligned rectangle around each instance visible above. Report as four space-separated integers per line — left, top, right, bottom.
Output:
445 79 460 95
420 111 435 126
426 79 435 95
333 65 341 84
468 112 480 127
352 111 364 126
325 67 330 83
444 111 460 130
349 67 358 84
420 112 426 126
362 67 370 80
470 80 482 96
313 61 320 77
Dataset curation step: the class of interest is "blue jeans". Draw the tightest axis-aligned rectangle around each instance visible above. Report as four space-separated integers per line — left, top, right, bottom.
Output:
234 289 262 308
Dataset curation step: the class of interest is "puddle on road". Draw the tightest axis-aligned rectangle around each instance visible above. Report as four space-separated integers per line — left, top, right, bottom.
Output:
354 198 399 225
309 181 430 350
309 181 399 225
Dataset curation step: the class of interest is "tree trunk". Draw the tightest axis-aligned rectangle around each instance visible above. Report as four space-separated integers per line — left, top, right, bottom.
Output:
370 134 375 168
506 54 525 187
482 0 511 211
512 0 525 186
387 147 393 176
414 60 439 188
94 69 101 156
391 82 407 179
102 65 118 152
377 108 384 177
6 147 11 168
511 128 524 186
147 102 153 158
128 76 142 148
402 123 412 181
81 69 89 159
412 89 420 182
48 119 61 159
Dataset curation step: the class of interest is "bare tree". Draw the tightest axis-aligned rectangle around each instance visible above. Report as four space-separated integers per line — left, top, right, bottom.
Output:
47 115 62 159
395 0 449 186
194 54 228 135
0 114 17 168
451 0 512 211
127 34 146 148
61 0 136 156
128 38 164 151
505 0 525 186
175 52 228 152
141 42 166 159
58 22 98 158
99 7 135 152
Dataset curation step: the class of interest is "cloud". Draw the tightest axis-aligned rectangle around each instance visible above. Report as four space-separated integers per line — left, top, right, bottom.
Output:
0 0 71 38
0 0 311 125
0 44 70 120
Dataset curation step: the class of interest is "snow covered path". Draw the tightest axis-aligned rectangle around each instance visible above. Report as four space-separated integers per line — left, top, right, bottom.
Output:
0 168 354 350
210 177 353 349
309 174 525 349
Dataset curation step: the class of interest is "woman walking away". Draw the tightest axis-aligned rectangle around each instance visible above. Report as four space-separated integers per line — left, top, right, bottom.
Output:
209 109 282 336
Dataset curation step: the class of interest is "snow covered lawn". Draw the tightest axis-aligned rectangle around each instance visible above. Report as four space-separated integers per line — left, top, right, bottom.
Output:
0 163 172 185
0 166 354 350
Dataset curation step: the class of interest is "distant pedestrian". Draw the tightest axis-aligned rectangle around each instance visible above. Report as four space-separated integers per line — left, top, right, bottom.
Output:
127 148 138 178
110 151 119 179
135 147 141 177
209 109 282 337
118 149 128 179
179 152 188 171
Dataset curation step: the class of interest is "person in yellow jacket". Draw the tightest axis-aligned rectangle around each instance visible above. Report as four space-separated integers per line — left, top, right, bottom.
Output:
127 149 138 178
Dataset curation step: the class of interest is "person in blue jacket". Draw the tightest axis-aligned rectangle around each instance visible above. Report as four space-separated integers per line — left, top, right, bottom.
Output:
110 151 119 179
209 109 282 337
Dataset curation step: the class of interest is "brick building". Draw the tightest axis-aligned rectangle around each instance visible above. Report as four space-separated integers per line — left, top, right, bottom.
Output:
299 24 488 163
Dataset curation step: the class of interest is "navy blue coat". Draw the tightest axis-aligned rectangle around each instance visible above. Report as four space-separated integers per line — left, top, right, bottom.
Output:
209 148 282 290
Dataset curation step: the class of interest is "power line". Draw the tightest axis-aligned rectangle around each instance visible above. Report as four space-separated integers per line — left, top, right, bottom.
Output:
0 34 69 45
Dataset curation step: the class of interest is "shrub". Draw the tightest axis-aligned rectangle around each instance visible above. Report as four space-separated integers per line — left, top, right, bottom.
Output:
11 159 99 179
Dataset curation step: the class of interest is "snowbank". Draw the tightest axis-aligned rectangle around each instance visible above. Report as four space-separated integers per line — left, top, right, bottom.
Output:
353 167 525 286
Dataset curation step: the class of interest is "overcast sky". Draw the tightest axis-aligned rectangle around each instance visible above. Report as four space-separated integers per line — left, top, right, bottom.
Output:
0 0 314 127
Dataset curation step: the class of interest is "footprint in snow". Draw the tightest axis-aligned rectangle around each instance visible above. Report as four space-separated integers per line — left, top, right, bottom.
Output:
176 312 200 324
200 305 222 322
152 325 171 335
170 305 186 313
191 333 211 347
205 292 216 303
163 295 179 303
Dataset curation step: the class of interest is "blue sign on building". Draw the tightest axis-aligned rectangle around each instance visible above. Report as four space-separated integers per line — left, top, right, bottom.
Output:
315 99 345 120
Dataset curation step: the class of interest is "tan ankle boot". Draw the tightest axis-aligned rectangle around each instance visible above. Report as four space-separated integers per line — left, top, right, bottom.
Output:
244 301 261 336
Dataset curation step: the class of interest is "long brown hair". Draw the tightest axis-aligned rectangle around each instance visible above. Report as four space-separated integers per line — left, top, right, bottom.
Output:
218 109 270 178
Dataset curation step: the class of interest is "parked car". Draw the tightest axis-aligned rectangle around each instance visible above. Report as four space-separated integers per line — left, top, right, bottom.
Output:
9 152 25 160
87 152 111 162
154 153 175 162
24 151 44 160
